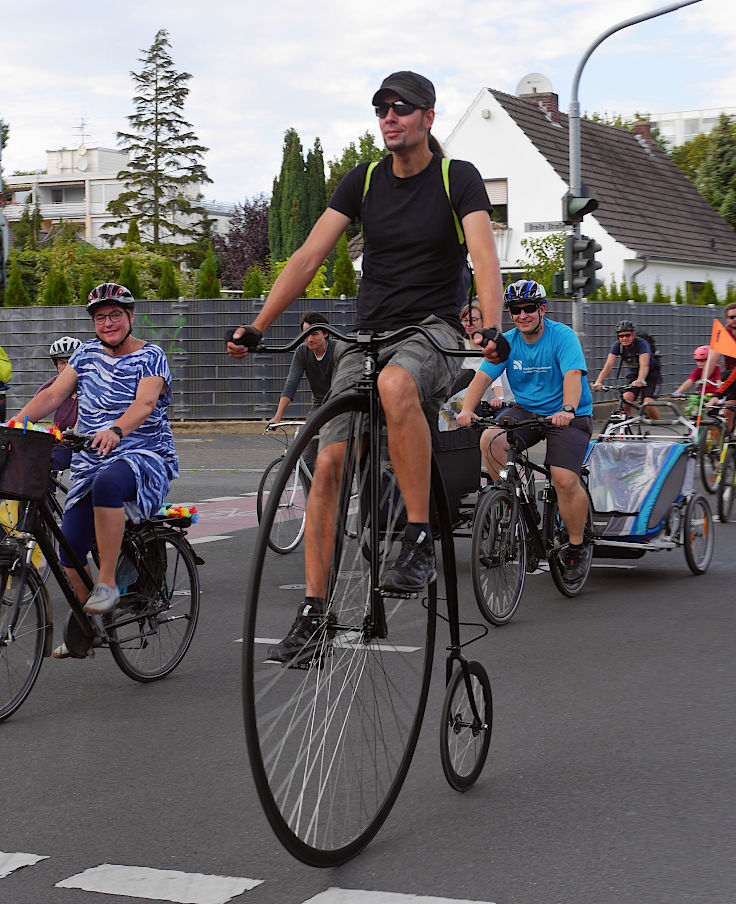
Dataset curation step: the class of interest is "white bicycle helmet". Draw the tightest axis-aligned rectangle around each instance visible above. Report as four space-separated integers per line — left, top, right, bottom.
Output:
49 336 83 360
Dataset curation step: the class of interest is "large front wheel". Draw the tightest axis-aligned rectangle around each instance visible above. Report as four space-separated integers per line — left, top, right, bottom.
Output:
243 393 438 867
471 488 525 625
683 493 714 574
440 660 492 792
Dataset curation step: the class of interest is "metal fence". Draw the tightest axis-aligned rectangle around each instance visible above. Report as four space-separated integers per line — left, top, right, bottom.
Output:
0 297 723 420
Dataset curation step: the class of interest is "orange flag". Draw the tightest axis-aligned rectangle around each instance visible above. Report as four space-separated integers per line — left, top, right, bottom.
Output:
709 319 736 356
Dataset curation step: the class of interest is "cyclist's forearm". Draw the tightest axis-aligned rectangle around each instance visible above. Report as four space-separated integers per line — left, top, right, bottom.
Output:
460 370 493 415
562 370 583 410
272 397 291 421
637 354 650 383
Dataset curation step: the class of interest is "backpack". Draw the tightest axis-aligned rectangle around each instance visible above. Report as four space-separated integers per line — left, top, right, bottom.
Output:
616 331 661 378
0 346 11 386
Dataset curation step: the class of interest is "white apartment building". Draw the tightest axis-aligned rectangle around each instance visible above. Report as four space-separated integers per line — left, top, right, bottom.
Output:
648 107 736 149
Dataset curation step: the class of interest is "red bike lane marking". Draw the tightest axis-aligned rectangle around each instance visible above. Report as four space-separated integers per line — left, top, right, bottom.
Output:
182 492 305 540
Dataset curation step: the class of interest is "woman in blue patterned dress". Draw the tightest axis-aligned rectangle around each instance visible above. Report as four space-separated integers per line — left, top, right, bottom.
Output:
16 283 179 656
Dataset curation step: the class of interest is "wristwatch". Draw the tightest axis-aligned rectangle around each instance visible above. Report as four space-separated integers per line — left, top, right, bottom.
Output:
109 426 123 439
562 405 575 414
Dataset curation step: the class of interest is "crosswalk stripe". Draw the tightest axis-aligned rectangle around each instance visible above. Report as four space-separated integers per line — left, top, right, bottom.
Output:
56 864 262 904
301 889 497 904
0 851 48 879
189 535 232 545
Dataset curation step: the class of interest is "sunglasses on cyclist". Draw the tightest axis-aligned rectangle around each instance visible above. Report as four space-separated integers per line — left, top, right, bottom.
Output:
508 303 540 316
617 332 634 339
374 100 422 118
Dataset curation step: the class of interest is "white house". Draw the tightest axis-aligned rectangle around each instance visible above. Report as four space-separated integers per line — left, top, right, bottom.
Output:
3 145 234 247
443 83 736 300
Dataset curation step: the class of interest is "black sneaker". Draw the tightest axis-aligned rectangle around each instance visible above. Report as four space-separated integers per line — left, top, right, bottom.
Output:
267 599 329 664
561 543 590 584
381 528 437 594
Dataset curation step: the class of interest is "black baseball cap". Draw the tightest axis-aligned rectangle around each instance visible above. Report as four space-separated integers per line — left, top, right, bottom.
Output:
372 71 436 108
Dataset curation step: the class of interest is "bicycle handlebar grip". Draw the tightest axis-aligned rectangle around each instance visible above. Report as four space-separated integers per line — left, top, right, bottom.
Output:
226 325 263 349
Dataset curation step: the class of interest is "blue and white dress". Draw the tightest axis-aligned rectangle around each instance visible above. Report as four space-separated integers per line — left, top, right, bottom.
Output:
66 341 179 522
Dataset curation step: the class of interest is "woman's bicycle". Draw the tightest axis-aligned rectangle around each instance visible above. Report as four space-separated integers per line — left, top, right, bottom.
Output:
469 411 594 626
0 430 203 722
256 421 311 554
239 324 493 867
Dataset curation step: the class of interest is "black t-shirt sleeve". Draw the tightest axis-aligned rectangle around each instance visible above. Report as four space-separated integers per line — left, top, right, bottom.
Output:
448 160 492 222
328 162 372 222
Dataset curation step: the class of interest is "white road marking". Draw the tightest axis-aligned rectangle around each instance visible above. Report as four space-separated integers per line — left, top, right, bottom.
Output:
242 637 420 653
189 535 232 545
0 851 48 879
301 890 496 904
56 864 262 904
200 496 242 502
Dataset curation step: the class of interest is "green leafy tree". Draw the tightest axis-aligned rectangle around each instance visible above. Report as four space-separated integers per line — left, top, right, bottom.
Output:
3 252 31 306
195 245 220 298
242 263 265 298
157 258 180 299
305 263 327 298
696 114 736 229
670 132 711 182
584 111 666 150
330 233 356 297
103 28 211 249
326 132 385 197
119 255 143 299
516 233 565 291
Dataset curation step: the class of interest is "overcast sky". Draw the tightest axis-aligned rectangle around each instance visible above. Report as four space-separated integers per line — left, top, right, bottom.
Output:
1 0 732 205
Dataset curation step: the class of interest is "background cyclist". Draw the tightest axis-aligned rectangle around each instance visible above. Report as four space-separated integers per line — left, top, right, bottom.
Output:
227 69 508 663
34 336 83 470
456 280 593 584
593 320 660 419
673 345 721 397
268 311 336 473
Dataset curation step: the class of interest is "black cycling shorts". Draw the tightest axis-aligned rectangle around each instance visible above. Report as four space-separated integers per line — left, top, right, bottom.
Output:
488 405 592 475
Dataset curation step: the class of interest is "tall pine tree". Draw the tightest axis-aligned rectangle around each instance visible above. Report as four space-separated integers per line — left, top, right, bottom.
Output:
104 28 211 249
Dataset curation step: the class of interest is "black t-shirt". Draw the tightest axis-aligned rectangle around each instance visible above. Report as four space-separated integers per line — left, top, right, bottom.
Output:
611 337 660 375
328 153 492 331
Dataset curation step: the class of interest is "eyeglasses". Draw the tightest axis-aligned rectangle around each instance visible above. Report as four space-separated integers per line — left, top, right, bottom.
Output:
461 315 482 325
93 310 126 325
508 303 540 316
374 100 422 118
617 332 634 338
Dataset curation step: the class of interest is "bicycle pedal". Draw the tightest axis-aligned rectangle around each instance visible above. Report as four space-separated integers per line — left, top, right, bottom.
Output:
378 587 418 599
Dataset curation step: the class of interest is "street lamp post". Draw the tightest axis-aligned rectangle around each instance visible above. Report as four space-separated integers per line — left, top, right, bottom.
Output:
567 0 704 344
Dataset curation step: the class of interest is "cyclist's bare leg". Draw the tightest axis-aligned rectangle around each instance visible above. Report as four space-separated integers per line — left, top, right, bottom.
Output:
550 466 587 545
378 365 430 522
304 440 347 599
93 506 126 588
480 427 509 482
64 564 93 605
643 396 660 419
622 390 636 417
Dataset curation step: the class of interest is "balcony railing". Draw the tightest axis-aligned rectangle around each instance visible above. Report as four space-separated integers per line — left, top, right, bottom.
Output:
3 201 87 221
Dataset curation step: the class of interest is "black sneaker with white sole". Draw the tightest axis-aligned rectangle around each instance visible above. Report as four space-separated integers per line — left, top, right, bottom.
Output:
381 527 437 594
561 543 590 584
267 599 331 665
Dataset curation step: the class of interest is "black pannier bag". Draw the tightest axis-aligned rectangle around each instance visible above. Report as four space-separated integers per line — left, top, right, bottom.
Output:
0 427 55 501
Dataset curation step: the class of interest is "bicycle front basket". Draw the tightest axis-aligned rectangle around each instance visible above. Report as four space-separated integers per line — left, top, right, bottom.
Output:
0 426 55 501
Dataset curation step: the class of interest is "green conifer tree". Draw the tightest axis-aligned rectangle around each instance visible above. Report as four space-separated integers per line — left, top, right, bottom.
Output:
330 233 356 297
698 280 718 305
242 264 264 298
619 277 630 300
608 277 619 301
126 218 142 246
3 253 31 306
41 267 70 306
157 258 180 299
195 246 220 298
78 267 97 304
651 281 667 304
674 286 684 305
119 256 143 299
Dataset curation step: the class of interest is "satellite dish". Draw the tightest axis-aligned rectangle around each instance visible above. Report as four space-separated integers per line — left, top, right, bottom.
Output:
516 73 554 96
76 157 88 171
78 144 87 156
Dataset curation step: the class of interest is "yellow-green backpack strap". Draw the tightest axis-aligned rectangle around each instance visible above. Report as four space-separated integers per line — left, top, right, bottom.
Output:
442 157 465 245
362 161 379 199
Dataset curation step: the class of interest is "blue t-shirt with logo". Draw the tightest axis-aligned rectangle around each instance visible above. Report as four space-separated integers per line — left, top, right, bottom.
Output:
479 319 592 417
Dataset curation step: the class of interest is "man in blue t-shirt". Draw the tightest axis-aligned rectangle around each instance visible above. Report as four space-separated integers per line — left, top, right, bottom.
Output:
457 280 593 583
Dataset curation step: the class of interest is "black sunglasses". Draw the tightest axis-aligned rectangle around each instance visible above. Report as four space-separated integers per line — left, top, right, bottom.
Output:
374 100 422 118
508 303 540 315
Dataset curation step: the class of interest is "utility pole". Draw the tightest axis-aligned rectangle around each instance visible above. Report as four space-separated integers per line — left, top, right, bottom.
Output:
566 0 704 345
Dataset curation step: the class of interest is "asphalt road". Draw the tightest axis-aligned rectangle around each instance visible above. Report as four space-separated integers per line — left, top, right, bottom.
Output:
2 430 735 904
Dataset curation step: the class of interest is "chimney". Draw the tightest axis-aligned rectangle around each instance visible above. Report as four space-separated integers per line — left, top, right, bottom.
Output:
633 121 654 152
519 89 560 124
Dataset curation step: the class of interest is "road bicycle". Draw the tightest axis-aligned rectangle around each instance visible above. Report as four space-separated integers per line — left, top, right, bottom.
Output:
469 411 594 626
593 383 643 436
710 403 736 522
695 408 730 494
0 430 203 722
256 421 311 554
240 324 493 867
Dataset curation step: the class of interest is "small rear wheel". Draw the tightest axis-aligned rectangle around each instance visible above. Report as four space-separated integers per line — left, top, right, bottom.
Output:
683 493 714 574
717 449 736 523
470 488 525 625
109 527 200 681
440 660 492 792
546 492 593 597
256 457 311 554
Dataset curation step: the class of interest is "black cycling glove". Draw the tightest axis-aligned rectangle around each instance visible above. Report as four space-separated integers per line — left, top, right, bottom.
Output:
226 325 263 349
472 326 510 363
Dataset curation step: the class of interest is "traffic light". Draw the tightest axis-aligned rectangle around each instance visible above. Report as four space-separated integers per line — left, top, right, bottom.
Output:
564 234 603 297
562 189 599 226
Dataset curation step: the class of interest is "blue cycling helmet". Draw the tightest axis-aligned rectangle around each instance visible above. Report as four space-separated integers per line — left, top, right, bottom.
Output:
504 280 547 307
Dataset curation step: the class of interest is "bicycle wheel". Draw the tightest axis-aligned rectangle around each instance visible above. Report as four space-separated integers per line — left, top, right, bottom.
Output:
440 660 492 792
545 490 594 597
108 527 200 681
0 499 53 584
243 393 437 866
683 493 714 574
256 456 311 554
698 421 725 494
717 449 736 523
471 487 525 625
0 559 50 722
